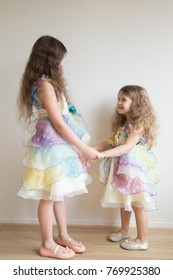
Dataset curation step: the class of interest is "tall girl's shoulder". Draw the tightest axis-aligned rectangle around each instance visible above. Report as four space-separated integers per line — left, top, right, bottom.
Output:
37 79 56 101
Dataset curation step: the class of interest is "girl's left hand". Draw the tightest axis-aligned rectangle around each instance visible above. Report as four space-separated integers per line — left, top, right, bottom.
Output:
78 151 88 165
91 152 105 162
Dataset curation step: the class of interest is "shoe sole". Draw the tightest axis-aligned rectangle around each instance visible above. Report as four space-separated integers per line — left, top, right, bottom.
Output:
40 247 75 259
120 244 148 251
109 234 130 242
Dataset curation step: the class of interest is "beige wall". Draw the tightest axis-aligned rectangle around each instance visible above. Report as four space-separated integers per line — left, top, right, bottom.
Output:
0 0 172 227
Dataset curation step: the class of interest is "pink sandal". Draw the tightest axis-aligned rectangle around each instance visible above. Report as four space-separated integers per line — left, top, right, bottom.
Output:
57 237 86 253
40 245 75 259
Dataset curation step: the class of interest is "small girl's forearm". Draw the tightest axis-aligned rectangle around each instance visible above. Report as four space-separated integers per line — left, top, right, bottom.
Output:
102 144 130 158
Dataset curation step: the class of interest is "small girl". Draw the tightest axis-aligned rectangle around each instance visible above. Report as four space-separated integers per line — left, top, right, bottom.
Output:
17 35 101 259
95 85 159 250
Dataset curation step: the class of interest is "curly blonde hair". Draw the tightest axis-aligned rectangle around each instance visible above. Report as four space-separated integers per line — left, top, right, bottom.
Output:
112 85 158 148
17 35 69 122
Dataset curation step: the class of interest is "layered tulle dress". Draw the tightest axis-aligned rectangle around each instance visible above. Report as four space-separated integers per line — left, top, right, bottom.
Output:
99 123 159 211
17 75 91 201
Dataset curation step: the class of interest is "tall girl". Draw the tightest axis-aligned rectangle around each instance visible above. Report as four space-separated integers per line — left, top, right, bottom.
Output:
17 35 101 259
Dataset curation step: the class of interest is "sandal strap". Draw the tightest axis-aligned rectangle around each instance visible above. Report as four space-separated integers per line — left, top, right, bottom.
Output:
54 246 60 254
66 238 82 247
54 245 71 254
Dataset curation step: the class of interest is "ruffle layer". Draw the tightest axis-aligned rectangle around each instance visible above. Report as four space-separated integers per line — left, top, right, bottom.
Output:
101 188 157 211
115 145 157 173
23 157 88 189
18 173 91 201
31 118 67 147
99 159 157 211
100 145 159 196
23 144 83 170
31 113 89 148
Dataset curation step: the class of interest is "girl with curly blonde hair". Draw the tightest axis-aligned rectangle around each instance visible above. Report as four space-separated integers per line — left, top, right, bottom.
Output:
95 85 159 251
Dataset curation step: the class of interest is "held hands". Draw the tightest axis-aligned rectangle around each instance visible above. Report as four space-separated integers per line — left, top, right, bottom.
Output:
90 151 105 163
79 146 104 165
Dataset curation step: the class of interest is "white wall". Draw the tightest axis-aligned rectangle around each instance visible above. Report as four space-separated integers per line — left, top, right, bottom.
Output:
0 0 173 227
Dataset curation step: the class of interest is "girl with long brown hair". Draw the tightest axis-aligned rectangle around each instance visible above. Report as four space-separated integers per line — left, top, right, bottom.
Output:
17 35 102 259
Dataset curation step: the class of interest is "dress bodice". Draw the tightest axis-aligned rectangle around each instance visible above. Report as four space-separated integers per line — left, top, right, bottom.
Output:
109 123 147 148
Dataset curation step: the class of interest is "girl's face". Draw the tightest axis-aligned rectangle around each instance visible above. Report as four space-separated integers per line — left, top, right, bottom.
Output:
116 91 132 116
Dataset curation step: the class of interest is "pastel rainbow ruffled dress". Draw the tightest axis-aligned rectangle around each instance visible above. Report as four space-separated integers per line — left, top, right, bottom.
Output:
99 124 160 211
17 75 91 201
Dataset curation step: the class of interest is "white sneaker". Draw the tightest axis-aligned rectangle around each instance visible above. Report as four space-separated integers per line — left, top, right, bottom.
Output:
109 230 129 242
120 239 149 250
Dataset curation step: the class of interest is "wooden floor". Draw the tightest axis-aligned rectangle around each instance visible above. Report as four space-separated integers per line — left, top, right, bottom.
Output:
0 224 173 260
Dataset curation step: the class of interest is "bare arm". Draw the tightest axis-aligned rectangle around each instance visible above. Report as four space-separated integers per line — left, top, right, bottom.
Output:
101 130 141 158
38 82 101 160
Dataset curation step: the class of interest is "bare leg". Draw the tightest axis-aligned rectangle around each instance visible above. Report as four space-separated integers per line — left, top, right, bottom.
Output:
54 200 86 253
109 208 131 241
120 207 148 250
38 199 55 249
38 199 71 254
120 208 131 232
133 206 148 242
53 200 68 239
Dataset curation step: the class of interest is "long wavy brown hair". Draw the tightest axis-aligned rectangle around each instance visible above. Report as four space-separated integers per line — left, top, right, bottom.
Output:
17 35 69 122
112 85 158 148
